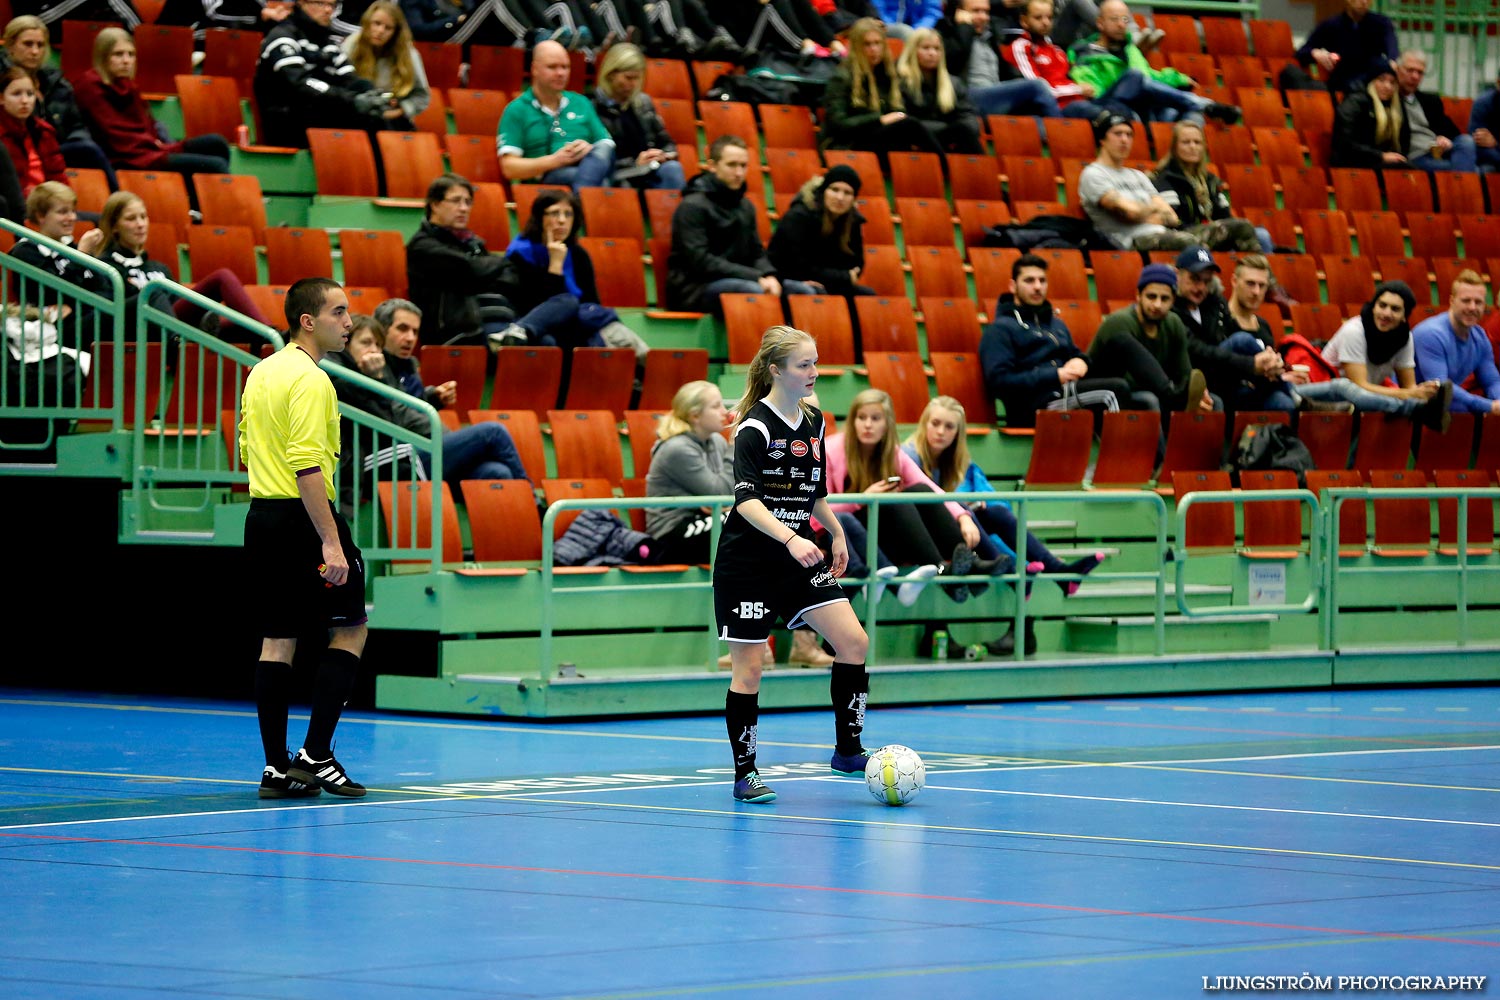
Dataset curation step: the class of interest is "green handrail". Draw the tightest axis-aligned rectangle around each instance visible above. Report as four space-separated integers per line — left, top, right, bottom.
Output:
1173 488 1323 616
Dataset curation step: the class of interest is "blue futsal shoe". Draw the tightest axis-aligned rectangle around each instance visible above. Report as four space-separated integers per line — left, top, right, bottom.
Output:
732 770 777 803
830 747 870 777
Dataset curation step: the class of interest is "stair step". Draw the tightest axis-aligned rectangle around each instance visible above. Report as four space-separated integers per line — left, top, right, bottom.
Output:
1066 613 1275 654
1070 581 1231 599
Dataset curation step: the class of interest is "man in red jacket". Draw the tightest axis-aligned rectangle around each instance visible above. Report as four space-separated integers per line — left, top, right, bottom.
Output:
999 0 1131 121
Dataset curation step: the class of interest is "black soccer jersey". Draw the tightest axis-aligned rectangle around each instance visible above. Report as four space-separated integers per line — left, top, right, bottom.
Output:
716 399 827 571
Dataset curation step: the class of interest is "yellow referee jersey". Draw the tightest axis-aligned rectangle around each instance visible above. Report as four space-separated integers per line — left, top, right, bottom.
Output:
239 343 341 502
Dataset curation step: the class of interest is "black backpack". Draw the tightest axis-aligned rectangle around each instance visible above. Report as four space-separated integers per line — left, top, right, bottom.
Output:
1231 422 1314 487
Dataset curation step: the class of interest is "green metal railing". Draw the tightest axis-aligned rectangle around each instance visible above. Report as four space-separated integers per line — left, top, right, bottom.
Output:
1173 488 1323 617
0 220 126 454
1384 0 1497 98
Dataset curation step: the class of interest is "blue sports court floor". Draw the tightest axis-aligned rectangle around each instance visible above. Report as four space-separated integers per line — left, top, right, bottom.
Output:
2 685 1497 999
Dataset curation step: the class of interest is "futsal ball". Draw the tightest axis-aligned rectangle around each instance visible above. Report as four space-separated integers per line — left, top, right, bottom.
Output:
864 744 925 805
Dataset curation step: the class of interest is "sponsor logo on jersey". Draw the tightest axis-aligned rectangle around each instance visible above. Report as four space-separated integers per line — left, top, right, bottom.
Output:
811 468 821 482
762 467 784 476
770 507 811 523
810 437 821 461
789 467 805 478
734 481 754 492
798 483 816 491
771 439 787 451
767 450 785 460
810 568 837 587
790 440 808 458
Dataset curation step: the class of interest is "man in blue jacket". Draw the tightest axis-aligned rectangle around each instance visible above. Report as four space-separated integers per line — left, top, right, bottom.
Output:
869 0 942 40
978 252 1127 426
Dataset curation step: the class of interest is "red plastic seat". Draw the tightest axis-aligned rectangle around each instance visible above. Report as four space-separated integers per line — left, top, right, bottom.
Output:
547 409 625 486
862 352 931 423
1024 409 1094 488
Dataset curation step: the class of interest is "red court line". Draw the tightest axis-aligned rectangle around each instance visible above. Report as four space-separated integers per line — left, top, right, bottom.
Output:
931 712 1495 744
4 831 1496 949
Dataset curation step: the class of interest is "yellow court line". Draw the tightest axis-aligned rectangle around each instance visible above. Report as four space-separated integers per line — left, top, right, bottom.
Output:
498 795 1500 873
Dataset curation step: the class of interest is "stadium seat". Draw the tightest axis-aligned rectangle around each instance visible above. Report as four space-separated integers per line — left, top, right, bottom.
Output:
652 97 697 150
896 198 956 248
1299 210 1352 256
1173 470 1237 549
461 479 543 564
1296 410 1353 470
541 477 616 539
493 346 563 416
1306 468 1368 554
1415 412 1477 472
1001 155 1058 203
643 188 682 240
930 351 996 425
467 45 525 91
202 28 261 94
1248 19 1295 58
856 196 896 245
1382 170 1435 216
564 347 636 419
242 285 288 326
1091 410 1160 488
1052 299 1102 349
723 293 787 364
1376 256 1434 304
1369 469 1432 557
1434 469 1495 556
1285 90 1334 134
1322 255 1376 309
1217 55 1266 89
854 296 921 355
1231 412 1291 454
65 168 110 215
758 103 819 148
863 352 931 422
954 199 1011 255
378 481 463 565
1024 409 1094 488
548 409 625 485
1352 413 1415 475
1168 52 1217 87
1153 13 1200 52
689 59 736 98
766 147 823 200
186 225 257 285
1459 218 1500 259
644 57 693 100
1352 211 1405 258
1249 127 1304 170
970 247 1022 308
788 295 857 364
416 345 487 415
823 150 886 201
576 237 646 308
1276 165 1328 212
1089 250 1142 303
861 245 907 296
698 100 759 154
1406 213 1458 260
1435 173 1485 216
1330 168 1383 213
116 170 192 234
947 154 1003 201
907 245 967 299
307 129 379 197
1156 411 1225 490
1043 118 1096 160
1267 253 1320 305
621 410 666 480
920 297 982 353
1217 163 1275 209
1286 302 1344 345
1432 257 1486 296
578 187 646 242
339 229 407 300
192 174 267 243
378 132 445 199
1239 469 1304 556
889 151 946 199
1205 125 1255 166
175 75 244 141
1034 247 1089 300
467 409 548 481
132 24 195 96
985 115 1043 156
444 134 502 184
87 340 162 427
448 89 509 136
1202 18 1250 55
413 41 463 90
637 349 710 411
1235 88 1286 128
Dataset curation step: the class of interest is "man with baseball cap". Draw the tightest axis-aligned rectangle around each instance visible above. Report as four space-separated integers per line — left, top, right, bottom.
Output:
1174 249 1297 413
1079 111 1205 252
1086 262 1211 413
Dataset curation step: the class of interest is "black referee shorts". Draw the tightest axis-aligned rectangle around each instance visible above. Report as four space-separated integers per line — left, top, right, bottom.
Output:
245 498 368 639
713 553 847 643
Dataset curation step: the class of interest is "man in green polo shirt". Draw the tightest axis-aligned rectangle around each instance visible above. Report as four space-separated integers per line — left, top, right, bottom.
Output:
497 39 615 190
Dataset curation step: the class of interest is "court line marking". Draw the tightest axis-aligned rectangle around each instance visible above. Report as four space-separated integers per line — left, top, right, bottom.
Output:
912 709 1499 741
3 830 1498 946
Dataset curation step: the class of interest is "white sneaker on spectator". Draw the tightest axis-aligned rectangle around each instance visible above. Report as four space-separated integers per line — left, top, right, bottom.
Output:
896 564 939 607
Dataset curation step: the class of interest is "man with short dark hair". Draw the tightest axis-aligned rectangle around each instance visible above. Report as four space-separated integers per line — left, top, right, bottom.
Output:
978 252 1128 426
665 135 816 313
240 277 368 799
999 0 1131 121
497 39 615 190
1087 262 1210 413
1279 0 1397 95
404 173 519 345
1079 112 1201 251
254 0 390 147
1414 272 1500 414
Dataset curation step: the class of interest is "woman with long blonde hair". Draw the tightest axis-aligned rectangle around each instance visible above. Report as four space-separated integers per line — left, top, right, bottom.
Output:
590 42 684 190
894 27 982 153
1150 120 1266 251
342 1 430 127
714 326 873 804
1332 59 1409 168
821 18 943 155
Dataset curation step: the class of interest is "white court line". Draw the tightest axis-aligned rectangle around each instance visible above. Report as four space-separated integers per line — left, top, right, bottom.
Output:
4 744 1500 832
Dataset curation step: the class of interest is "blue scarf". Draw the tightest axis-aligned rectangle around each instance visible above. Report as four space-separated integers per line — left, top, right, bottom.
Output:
506 235 580 298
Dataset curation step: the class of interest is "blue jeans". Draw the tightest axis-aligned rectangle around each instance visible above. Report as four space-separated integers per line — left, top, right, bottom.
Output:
699 277 819 314
541 142 615 190
1478 145 1500 172
970 78 1061 118
423 421 530 486
1106 69 1211 123
837 511 892 578
1062 98 1137 122
640 158 685 190
1409 134 1478 173
516 293 610 349
1223 330 1298 412
1293 378 1421 415
60 140 118 190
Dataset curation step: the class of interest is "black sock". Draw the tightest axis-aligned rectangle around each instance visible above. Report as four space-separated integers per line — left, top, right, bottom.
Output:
302 647 361 759
255 660 293 769
830 661 868 755
726 689 760 780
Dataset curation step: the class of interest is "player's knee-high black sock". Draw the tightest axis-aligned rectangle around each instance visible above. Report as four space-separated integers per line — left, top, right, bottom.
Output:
830 661 868 755
255 660 293 768
726 689 760 779
302 648 361 759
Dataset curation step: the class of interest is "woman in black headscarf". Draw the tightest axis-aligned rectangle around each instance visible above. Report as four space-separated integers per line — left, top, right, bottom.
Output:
1314 280 1452 425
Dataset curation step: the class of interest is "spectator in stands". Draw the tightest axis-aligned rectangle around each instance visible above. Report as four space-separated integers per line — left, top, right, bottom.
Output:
939 0 1060 118
1080 111 1204 252
490 188 646 362
665 134 816 313
632 0 749 61
767 165 875 302
8 181 107 350
998 0 1128 121
1330 58 1412 170
373 297 454 409
822 18 945 154
809 0 877 35
1152 121 1269 253
1087 263 1211 413
2 16 116 187
0 67 66 197
1068 0 1240 125
157 0 294 32
722 0 847 57
75 28 232 185
1301 280 1454 428
342 1 430 131
1393 50 1479 173
867 0 940 40
254 0 391 148
979 251 1129 427
1279 0 1396 96
497 39 615 191
1172 248 1292 414
399 0 542 45
92 189 273 333
406 172 519 345
827 388 1013 658
904 395 1105 651
1413 270 1500 415
11 0 141 29
894 27 983 153
590 42 685 191
1470 71 1500 173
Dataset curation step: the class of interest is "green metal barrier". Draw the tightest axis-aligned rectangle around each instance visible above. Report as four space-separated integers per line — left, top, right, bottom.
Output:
1383 0 1494 98
0 220 126 454
537 489 1172 670
1173 488 1323 617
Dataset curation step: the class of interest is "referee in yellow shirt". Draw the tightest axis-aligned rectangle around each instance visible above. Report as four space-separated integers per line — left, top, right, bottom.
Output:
240 277 369 798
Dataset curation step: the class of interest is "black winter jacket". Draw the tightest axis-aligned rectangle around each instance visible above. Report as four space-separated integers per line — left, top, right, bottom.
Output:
253 6 377 147
1331 89 1412 169
978 293 1085 425
554 507 652 567
1172 291 1258 395
590 90 676 166
766 191 865 295
405 219 520 344
821 63 901 150
665 172 774 312
1152 160 1234 228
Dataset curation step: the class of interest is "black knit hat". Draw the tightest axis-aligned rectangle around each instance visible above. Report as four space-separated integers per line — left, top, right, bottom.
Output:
818 164 863 196
1092 109 1133 143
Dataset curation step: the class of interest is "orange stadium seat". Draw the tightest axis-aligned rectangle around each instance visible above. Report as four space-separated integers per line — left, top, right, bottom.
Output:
889 152 946 199
340 229 408 299
863 351 931 422
175 75 244 141
947 154 1003 201
418 346 488 414
920 297 982 354
723 293 787 364
637 349 710 411
548 410 625 485
186 225 257 285
378 131 446 198
577 237 646 308
462 479 544 563
444 134 502 184
493 347 563 416
930 351 996 425
1297 411 1354 469
564 348 636 418
448 89 509 135
855 296 921 355
895 198 956 248
758 103 819 149
414 41 463 90
192 174 267 243
788 295 857 364
644 57 693 100
307 129 378 197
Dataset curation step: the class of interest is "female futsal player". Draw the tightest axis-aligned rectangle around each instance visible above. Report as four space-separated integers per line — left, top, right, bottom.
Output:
714 326 872 804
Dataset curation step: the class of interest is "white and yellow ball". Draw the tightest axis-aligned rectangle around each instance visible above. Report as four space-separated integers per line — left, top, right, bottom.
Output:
864 744 925 805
